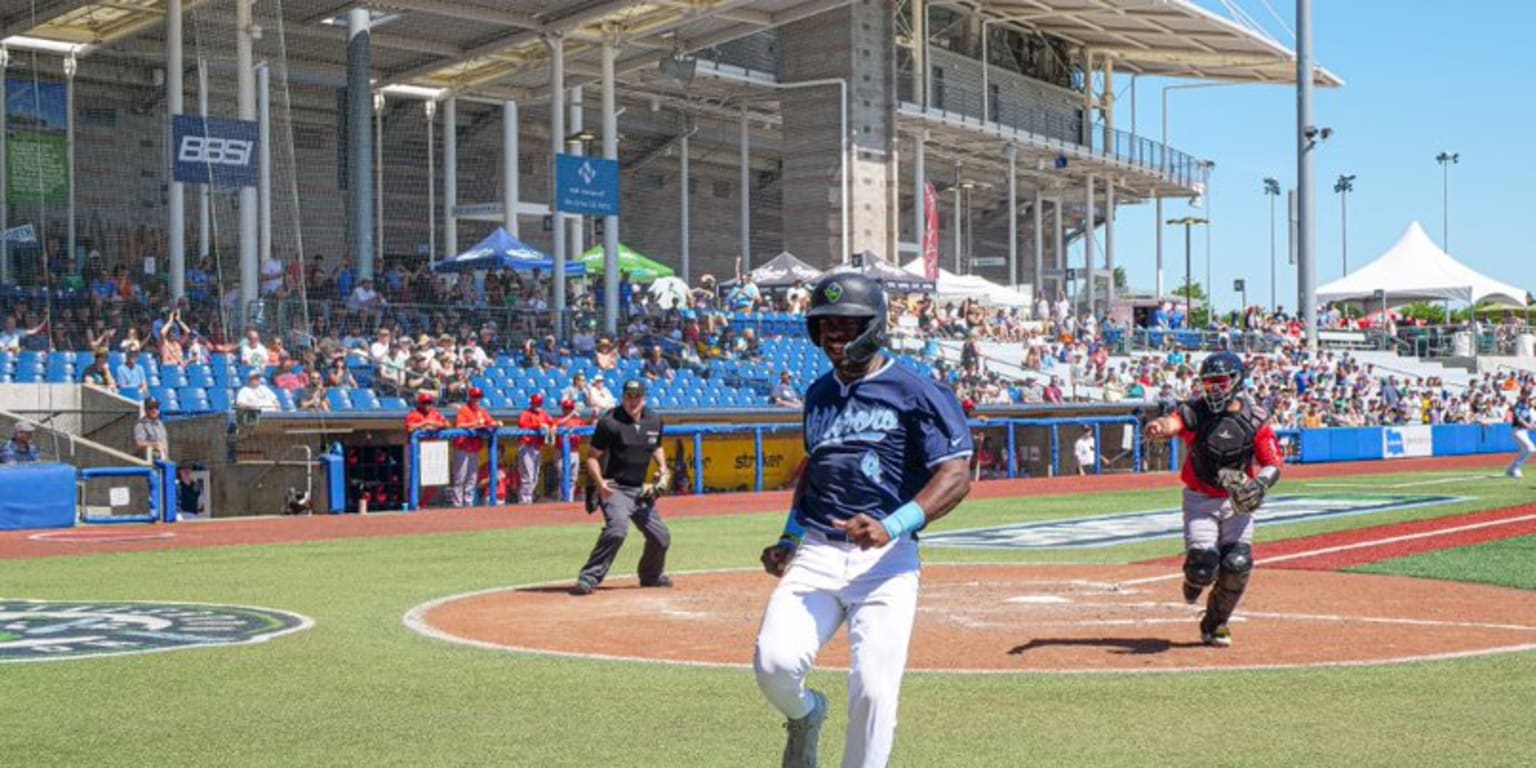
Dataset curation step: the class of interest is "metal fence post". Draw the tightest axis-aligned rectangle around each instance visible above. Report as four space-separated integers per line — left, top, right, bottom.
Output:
753 426 765 492
693 431 705 495
1006 421 1017 479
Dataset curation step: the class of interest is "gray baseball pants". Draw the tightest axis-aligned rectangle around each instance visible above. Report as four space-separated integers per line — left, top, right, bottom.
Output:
577 486 670 587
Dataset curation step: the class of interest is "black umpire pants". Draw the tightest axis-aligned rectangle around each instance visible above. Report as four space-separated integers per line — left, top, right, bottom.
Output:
577 485 671 586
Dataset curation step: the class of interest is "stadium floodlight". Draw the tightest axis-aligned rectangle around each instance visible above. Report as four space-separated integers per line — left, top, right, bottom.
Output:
658 53 696 86
2 35 89 56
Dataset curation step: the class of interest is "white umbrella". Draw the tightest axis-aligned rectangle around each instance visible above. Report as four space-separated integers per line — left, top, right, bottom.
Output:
649 276 691 310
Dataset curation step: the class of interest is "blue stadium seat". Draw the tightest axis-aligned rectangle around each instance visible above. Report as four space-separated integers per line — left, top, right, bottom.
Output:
378 397 408 410
326 390 352 410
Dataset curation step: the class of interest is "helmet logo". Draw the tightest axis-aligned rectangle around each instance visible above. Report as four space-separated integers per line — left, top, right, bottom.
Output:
824 282 843 303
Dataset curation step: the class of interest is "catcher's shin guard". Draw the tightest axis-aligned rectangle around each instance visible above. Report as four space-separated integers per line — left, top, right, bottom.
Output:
1204 542 1253 628
1182 548 1220 604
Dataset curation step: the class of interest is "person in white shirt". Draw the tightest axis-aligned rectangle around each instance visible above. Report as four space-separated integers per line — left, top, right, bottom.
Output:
369 328 392 364
239 329 270 369
784 280 810 313
585 373 617 417
1074 425 1097 475
347 278 385 311
260 254 284 295
236 371 281 412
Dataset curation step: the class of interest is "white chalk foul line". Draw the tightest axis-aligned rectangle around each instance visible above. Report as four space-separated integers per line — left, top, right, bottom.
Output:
1303 473 1496 489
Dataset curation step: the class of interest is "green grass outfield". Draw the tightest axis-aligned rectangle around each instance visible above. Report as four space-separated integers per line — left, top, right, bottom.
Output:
2 468 1533 767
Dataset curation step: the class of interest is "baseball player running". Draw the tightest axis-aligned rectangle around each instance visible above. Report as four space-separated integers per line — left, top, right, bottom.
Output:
1508 391 1533 479
1143 352 1283 647
754 273 972 768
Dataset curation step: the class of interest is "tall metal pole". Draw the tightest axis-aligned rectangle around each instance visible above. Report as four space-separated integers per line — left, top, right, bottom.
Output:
739 104 750 271
197 59 210 261
1106 178 1116 308
547 35 566 338
1184 222 1192 321
346 7 373 280
601 39 620 337
443 96 457 260
1032 188 1043 302
65 55 76 274
567 87 584 262
257 64 272 269
166 0 185 300
680 127 691 283
1085 173 1096 315
237 0 258 326
952 166 962 273
1436 152 1457 252
0 47 8 284
1265 177 1279 311
425 100 435 263
1296 0 1317 349
1006 144 1017 288
373 91 384 265
502 100 518 236
1340 184 1347 273
914 131 925 269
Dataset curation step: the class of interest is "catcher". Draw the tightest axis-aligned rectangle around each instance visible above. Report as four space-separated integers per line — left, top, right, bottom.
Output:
570 378 674 596
1143 352 1283 647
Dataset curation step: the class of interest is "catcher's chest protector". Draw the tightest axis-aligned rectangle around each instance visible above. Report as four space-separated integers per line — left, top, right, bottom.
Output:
1186 398 1267 486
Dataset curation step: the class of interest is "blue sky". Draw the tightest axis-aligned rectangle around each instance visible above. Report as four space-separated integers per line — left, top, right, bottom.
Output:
1106 0 1536 313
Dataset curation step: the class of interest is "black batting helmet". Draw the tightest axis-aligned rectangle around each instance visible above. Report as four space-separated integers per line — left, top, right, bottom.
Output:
806 272 887 365
1198 352 1245 410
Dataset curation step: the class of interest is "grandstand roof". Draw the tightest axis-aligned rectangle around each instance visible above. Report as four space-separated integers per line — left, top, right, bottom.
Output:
3 0 1339 98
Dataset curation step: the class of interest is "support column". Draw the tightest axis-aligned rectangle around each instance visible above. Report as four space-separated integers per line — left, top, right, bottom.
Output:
739 104 750 270
237 0 258 325
601 39 620 337
1081 48 1093 147
1053 196 1064 283
1032 188 1043 301
1297 0 1317 348
0 47 7 283
65 55 76 276
426 100 436 262
346 7 373 280
679 127 691 283
952 165 962 273
197 59 210 261
1101 57 1114 156
443 96 457 260
166 0 185 299
913 131 925 264
567 86 584 262
1106 179 1117 308
1006 144 1017 288
547 35 567 336
1085 174 1096 315
502 101 518 236
257 64 271 269
913 0 926 108
373 91 384 264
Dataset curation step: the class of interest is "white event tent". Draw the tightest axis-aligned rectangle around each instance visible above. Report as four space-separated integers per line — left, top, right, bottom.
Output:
1317 222 1527 307
900 259 1033 307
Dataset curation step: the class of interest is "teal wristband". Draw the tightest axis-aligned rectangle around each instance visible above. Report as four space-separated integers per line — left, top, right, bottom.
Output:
781 508 806 543
880 501 927 541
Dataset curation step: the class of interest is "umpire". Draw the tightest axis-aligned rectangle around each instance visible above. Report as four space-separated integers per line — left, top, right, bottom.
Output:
570 378 673 596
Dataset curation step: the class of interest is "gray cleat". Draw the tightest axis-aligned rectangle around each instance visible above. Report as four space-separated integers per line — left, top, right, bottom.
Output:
782 689 828 768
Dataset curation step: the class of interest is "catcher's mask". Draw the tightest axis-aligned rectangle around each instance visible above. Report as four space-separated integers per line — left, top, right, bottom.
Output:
806 272 888 365
1199 352 1245 411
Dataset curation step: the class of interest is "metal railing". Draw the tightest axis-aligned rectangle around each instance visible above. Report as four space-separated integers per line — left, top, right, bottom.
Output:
899 68 1205 188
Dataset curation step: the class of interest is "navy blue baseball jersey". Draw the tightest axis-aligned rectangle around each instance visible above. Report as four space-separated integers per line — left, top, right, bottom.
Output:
796 359 973 537
1515 402 1533 429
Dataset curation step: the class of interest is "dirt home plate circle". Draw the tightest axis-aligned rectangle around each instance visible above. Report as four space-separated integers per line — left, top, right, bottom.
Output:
410 564 1536 673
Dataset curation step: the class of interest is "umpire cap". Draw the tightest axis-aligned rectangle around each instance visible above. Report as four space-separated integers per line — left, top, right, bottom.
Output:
806 272 887 364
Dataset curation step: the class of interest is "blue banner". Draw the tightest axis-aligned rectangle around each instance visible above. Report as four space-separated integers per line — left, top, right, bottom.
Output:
172 114 259 187
555 153 619 216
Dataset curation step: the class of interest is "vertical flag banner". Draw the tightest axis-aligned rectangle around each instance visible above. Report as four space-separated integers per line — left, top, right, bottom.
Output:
922 181 940 281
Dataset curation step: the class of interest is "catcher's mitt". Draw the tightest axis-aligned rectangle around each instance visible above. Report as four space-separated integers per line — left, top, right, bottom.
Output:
1216 467 1265 515
639 469 674 502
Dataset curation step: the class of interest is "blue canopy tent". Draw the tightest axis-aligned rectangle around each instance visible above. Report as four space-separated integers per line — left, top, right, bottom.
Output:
430 227 585 275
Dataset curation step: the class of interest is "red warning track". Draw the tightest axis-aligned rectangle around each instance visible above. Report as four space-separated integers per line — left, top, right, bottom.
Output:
0 453 1514 561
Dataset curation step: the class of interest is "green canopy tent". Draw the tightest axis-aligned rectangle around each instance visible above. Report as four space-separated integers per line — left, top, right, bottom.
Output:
578 243 675 283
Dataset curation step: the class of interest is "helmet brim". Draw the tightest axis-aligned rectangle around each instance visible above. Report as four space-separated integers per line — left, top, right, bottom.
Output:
805 304 878 319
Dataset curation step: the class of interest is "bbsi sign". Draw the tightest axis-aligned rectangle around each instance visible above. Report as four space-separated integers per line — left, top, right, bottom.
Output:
172 115 259 188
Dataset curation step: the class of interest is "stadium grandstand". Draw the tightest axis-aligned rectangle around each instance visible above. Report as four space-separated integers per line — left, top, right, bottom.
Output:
0 0 1403 521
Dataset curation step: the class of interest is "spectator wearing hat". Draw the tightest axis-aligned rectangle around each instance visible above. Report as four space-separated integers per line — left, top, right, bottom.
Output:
586 374 616 417
115 353 149 398
235 371 281 412
451 387 503 507
1 421 41 463
134 399 170 461
571 378 672 595
516 394 557 504
594 338 619 371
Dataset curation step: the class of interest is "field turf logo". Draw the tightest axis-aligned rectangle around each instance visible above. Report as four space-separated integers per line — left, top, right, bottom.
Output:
923 494 1463 550
0 600 312 663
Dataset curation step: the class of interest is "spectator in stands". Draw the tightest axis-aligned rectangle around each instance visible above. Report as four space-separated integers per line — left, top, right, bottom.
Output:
562 373 590 412
1074 425 1097 475
0 315 46 353
369 328 392 363
235 370 281 413
538 335 565 371
516 394 557 504
770 371 803 409
735 328 762 360
1 421 41 463
726 270 760 312
81 349 116 390
586 374 617 417
133 398 170 461
1042 375 1065 404
594 338 619 371
404 352 438 397
642 345 674 383
298 372 329 412
158 310 189 367
273 358 306 395
240 329 270 369
785 279 810 314
115 353 149 398
347 277 386 313
325 353 358 390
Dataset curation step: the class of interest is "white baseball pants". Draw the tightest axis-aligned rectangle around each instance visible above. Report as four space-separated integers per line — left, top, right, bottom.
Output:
1182 488 1254 550
1510 429 1533 475
754 529 921 768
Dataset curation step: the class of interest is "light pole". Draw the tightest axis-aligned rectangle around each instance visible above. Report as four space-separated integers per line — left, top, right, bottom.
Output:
1168 216 1208 324
1264 177 1280 311
1334 173 1355 273
1435 152 1458 252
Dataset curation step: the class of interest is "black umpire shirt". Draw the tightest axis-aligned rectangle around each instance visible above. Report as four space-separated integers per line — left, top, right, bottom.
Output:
591 406 664 487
